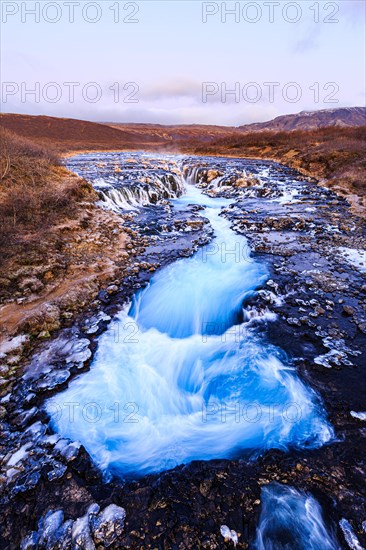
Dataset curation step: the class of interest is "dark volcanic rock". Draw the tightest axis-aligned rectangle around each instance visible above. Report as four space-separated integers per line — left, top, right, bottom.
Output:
1 154 365 549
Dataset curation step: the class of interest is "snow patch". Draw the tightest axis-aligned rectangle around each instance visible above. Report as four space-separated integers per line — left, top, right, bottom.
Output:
338 247 366 273
350 411 366 421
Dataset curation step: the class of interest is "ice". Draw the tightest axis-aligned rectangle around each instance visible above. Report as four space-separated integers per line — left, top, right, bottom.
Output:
350 411 366 421
338 247 366 273
220 525 238 546
0 334 29 358
7 442 32 467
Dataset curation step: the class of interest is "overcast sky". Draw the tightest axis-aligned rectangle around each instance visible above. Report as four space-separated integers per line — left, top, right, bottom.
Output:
1 0 365 125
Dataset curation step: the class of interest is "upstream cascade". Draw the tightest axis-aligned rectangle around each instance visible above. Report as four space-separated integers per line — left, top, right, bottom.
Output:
47 154 333 477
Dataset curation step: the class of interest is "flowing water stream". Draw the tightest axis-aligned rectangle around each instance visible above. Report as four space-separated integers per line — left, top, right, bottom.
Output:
47 162 333 478
254 483 341 550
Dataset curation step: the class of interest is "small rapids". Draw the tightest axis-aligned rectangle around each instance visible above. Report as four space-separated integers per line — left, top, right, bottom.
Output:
254 483 341 549
66 152 185 211
47 158 333 477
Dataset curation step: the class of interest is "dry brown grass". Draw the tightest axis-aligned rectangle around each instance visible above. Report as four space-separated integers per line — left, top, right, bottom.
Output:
191 126 366 214
0 129 97 257
0 126 132 343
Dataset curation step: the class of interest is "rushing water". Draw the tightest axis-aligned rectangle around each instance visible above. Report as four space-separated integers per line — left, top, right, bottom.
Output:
47 158 333 477
254 483 341 549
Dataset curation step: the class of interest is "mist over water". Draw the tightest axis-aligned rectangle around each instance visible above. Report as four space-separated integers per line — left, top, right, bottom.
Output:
47 164 333 477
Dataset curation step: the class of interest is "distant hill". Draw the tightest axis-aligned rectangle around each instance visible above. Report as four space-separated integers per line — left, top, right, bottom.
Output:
239 107 366 132
1 108 365 153
0 114 169 152
1 108 365 155
0 114 239 153
107 122 238 144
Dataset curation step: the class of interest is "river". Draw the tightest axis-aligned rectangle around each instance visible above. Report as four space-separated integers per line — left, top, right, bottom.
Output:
46 157 333 478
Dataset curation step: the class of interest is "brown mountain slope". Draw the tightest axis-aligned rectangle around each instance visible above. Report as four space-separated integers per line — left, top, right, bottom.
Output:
107 122 239 144
0 114 169 152
239 107 366 132
0 114 239 153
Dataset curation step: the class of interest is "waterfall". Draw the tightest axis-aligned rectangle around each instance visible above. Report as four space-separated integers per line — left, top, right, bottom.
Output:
46 168 333 477
254 483 341 550
97 173 185 211
66 152 186 211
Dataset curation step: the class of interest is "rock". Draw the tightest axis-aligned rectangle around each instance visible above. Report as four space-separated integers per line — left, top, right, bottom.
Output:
286 317 301 327
342 305 355 316
206 169 223 183
6 354 21 365
22 304 61 334
91 504 126 546
233 176 259 188
61 312 74 320
106 284 119 295
19 277 44 293
220 525 239 546
43 271 54 282
38 331 51 339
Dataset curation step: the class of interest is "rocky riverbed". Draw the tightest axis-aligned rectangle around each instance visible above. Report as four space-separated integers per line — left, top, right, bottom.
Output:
0 153 365 549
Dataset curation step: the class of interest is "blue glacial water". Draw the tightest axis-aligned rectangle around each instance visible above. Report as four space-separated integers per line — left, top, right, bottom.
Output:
254 483 340 549
47 176 333 477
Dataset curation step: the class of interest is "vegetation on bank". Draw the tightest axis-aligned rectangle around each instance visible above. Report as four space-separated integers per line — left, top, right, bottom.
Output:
191 126 366 213
0 129 131 344
0 129 97 257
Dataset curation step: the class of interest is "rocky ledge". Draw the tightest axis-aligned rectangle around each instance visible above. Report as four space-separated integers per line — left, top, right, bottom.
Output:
0 154 365 549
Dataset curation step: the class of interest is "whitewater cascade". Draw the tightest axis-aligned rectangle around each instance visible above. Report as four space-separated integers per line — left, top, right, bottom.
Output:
47 162 333 477
254 483 341 549
66 152 186 211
